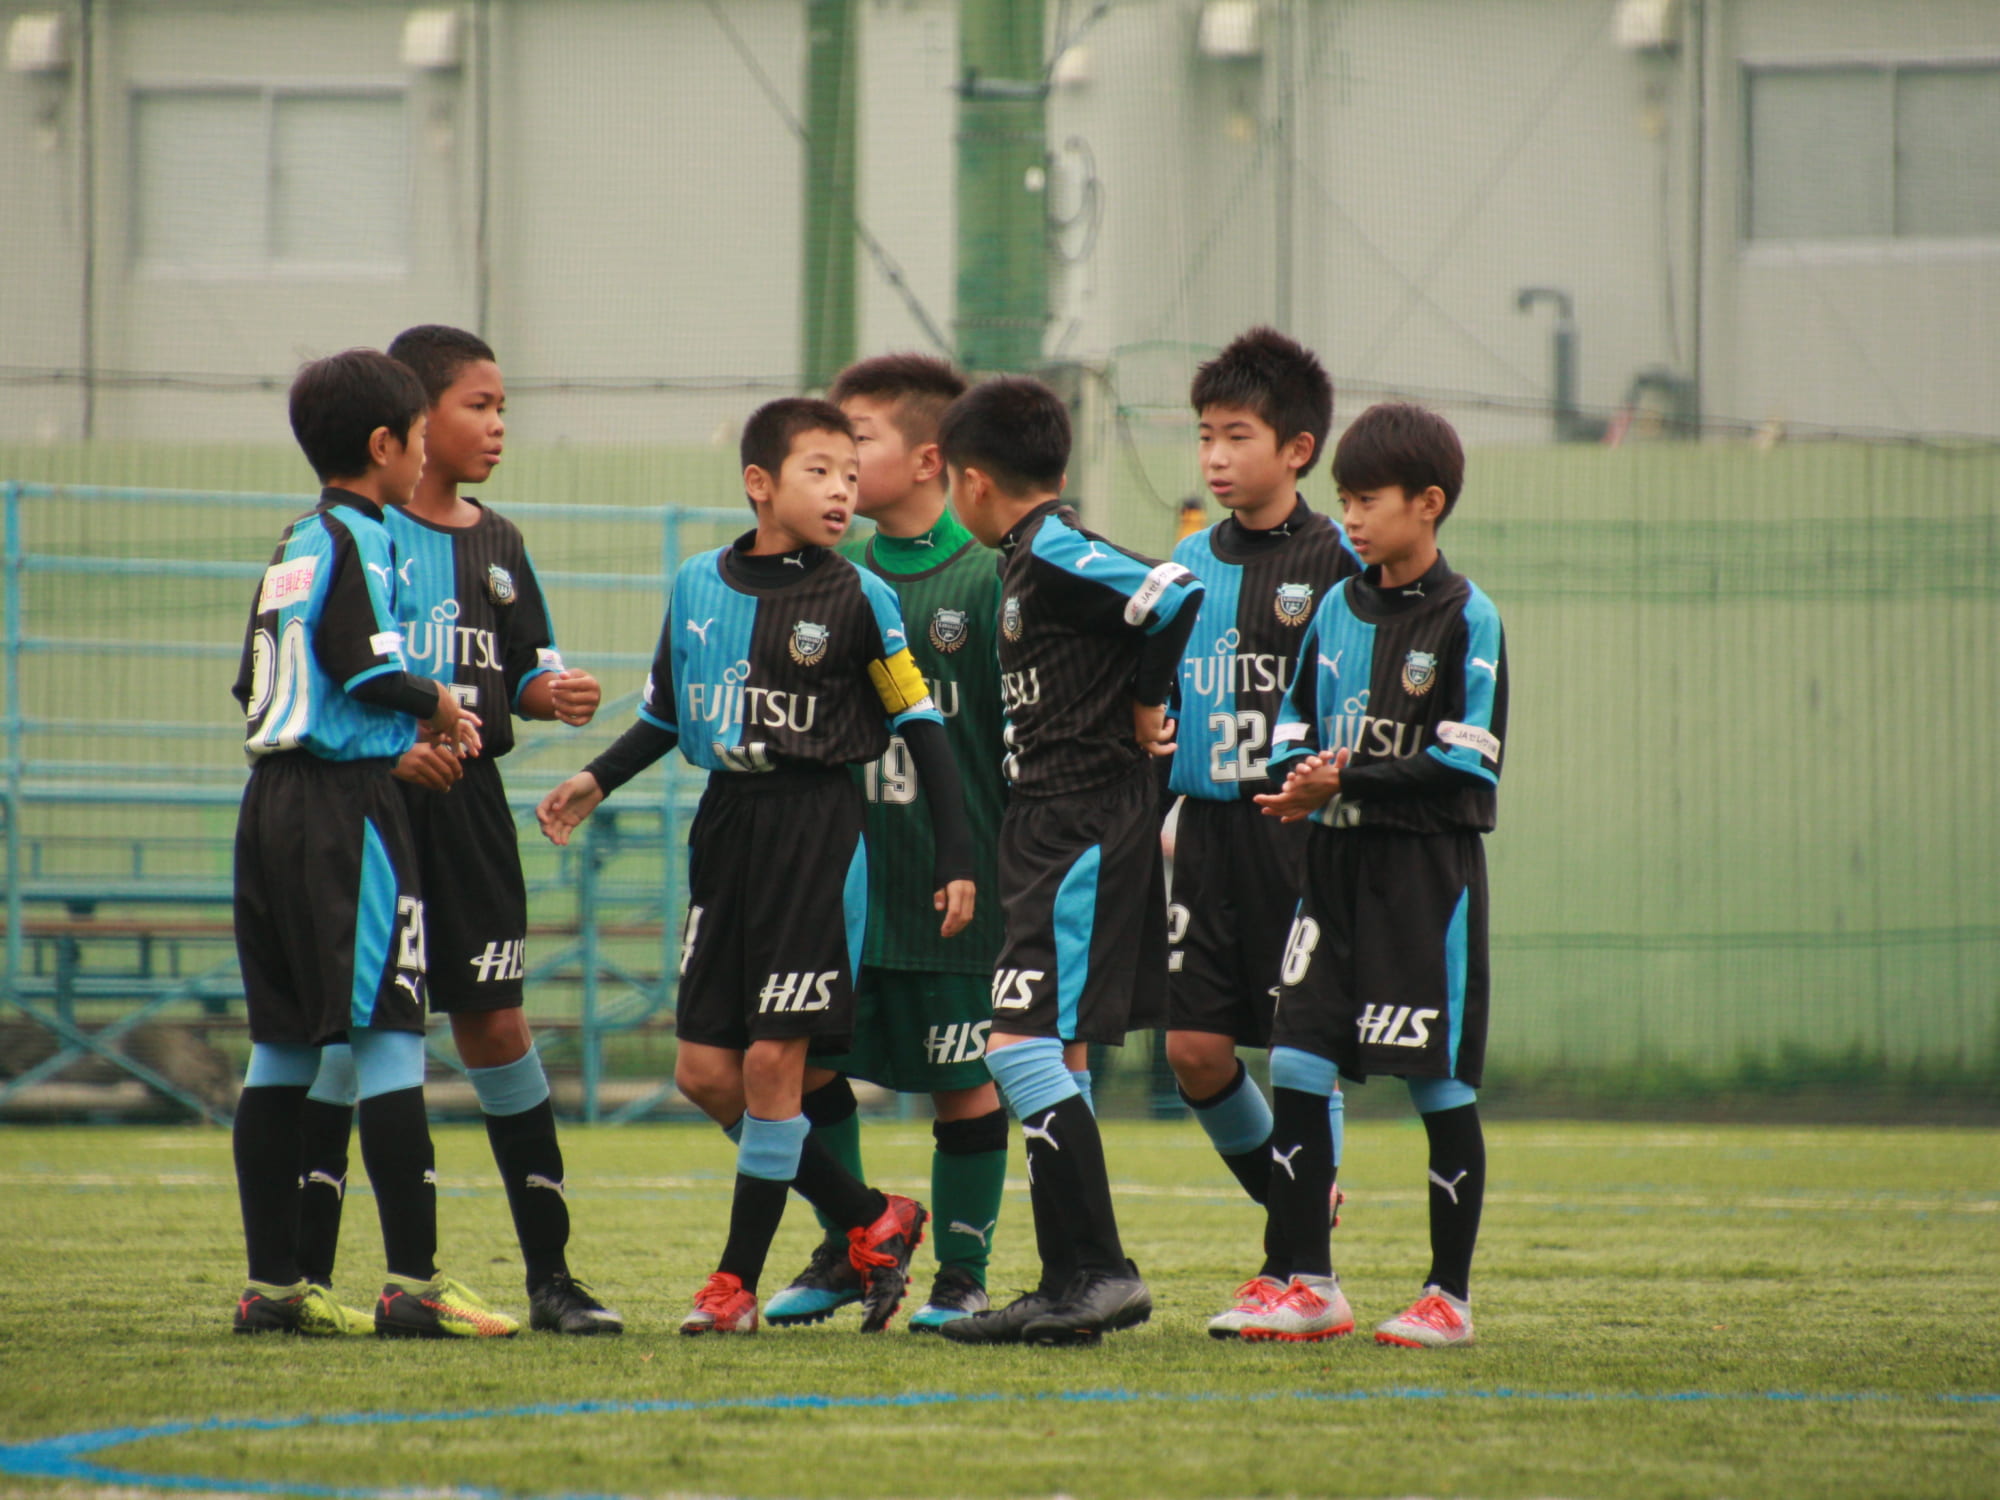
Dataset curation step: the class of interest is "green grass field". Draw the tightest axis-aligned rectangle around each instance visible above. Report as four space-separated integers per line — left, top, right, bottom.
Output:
1 1118 1995 1500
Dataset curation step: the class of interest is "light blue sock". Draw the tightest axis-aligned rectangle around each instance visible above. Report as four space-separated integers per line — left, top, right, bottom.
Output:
468 1046 551 1117
986 1039 1080 1120
738 1114 810 1182
1329 1084 1346 1169
307 1043 358 1106
245 1041 318 1089
350 1027 426 1099
1407 1076 1477 1115
1191 1068 1274 1157
1070 1068 1095 1115
1269 1045 1339 1098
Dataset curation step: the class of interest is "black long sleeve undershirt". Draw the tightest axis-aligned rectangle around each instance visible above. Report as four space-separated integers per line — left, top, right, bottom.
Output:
1132 604 1201 708
582 718 680 796
348 671 442 720
899 716 974 889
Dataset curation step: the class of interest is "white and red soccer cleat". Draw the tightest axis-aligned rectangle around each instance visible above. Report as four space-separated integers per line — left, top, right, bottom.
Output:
1235 1274 1354 1343
1374 1285 1474 1348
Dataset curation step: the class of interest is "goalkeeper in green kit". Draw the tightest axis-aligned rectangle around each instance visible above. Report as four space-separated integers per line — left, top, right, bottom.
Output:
762 354 1011 1332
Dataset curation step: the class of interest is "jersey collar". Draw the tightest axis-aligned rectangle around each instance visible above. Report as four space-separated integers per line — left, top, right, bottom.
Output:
1352 552 1455 614
998 499 1067 555
318 486 384 522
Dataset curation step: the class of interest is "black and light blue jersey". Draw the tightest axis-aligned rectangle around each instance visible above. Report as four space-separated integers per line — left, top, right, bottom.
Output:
1167 502 1361 800
232 489 417 763
383 501 559 760
1270 554 1506 834
996 502 1204 796
638 540 941 773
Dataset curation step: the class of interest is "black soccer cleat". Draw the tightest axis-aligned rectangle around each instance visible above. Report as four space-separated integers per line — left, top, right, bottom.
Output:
529 1272 624 1335
1019 1262 1153 1347
849 1194 928 1334
936 1288 1059 1346
908 1262 990 1333
763 1232 865 1326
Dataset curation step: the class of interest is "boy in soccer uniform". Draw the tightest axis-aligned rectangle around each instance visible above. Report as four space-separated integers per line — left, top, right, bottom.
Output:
294 327 620 1336
935 377 1205 1347
1160 330 1363 1340
229 349 515 1339
536 398 975 1335
762 355 1013 1333
1255 403 1507 1347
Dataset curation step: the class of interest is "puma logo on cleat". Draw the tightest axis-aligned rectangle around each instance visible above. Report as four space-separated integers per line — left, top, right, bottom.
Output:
1428 1168 1469 1205
525 1174 567 1199
306 1170 345 1199
1271 1144 1305 1180
949 1219 997 1249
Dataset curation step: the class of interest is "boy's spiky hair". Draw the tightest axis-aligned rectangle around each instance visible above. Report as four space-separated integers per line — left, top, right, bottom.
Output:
1189 327 1335 478
740 397 854 481
937 377 1070 496
288 349 428 482
387 325 497 405
1331 402 1467 523
829 353 968 447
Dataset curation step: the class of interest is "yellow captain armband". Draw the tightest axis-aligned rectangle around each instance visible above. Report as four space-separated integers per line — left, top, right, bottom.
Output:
868 647 933 715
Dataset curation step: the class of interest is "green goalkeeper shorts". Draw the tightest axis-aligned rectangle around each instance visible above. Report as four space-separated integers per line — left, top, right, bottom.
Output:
814 968 994 1094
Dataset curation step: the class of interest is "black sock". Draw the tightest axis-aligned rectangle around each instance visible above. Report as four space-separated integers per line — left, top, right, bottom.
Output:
1266 1086 1335 1278
357 1086 436 1281
233 1084 307 1286
484 1100 570 1291
800 1074 858 1127
295 1099 354 1287
1019 1094 1125 1276
717 1173 791 1292
790 1132 886 1230
1420 1102 1485 1301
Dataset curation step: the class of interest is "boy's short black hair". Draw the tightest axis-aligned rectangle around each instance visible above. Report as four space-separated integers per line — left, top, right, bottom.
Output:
288 349 429 482
1332 402 1467 522
387 324 497 405
740 397 854 479
829 353 968 448
937 376 1070 496
1189 326 1335 479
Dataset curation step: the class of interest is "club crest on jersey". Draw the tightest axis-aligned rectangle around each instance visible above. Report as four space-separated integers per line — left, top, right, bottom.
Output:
1401 649 1439 696
485 564 516 605
1273 581 1314 626
928 606 969 654
789 619 831 666
1002 595 1023 642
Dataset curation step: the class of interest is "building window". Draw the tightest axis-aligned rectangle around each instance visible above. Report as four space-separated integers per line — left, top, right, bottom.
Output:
133 88 409 273
1746 62 2000 241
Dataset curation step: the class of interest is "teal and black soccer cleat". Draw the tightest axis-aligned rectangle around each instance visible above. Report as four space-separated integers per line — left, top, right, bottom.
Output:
529 1272 624 1335
375 1274 521 1338
1235 1274 1354 1343
680 1271 758 1335
1374 1286 1474 1348
907 1263 988 1333
1204 1274 1287 1340
1019 1262 1153 1347
848 1194 928 1333
763 1232 864 1326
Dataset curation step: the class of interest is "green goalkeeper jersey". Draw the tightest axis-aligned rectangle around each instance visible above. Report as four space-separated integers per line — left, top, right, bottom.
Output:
840 511 1006 975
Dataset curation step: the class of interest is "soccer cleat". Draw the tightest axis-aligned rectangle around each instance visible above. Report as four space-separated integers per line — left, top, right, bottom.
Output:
1019 1261 1153 1347
1374 1285 1474 1348
301 1284 376 1337
763 1232 864 1326
233 1280 309 1335
1205 1274 1288 1340
847 1194 928 1333
679 1271 759 1335
1236 1274 1355 1343
374 1274 521 1339
936 1289 1058 1346
908 1263 989 1333
529 1272 624 1335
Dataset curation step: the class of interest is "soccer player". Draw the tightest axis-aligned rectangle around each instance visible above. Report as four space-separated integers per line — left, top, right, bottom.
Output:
762 355 1012 1333
229 348 515 1339
934 376 1204 1347
294 326 621 1336
535 398 975 1336
1255 402 1507 1348
1162 329 1363 1340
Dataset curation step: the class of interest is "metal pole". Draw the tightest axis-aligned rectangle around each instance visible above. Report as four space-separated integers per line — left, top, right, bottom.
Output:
802 0 858 389
956 0 1047 373
4 484 26 1011
578 817 602 1124
78 0 96 438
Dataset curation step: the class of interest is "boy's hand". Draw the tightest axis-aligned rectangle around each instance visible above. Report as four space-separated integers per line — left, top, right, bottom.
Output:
1254 747 1350 822
935 879 976 939
536 771 604 846
1132 701 1176 758
424 689 483 758
550 669 601 727
393 738 462 793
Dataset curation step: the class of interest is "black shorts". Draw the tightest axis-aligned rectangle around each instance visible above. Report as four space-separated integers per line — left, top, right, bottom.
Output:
234 754 428 1045
1167 796 1310 1046
400 755 529 1014
991 761 1167 1046
675 768 867 1051
1271 826 1489 1086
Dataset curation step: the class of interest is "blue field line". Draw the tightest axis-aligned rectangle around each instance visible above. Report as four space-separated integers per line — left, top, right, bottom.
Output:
3 1387 1994 1499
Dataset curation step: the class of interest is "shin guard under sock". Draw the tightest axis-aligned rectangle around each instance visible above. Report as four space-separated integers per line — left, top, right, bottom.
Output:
356 1086 437 1281
930 1109 1007 1278
1267 1086 1336 1279
295 1098 354 1287
800 1076 864 1235
1018 1093 1125 1275
1419 1102 1486 1301
234 1084 308 1287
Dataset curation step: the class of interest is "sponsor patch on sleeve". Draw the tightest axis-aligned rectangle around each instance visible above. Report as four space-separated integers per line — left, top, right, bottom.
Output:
1124 563 1193 627
1272 720 1309 746
1437 720 1501 761
368 630 403 659
259 556 318 613
868 647 933 715
536 647 565 672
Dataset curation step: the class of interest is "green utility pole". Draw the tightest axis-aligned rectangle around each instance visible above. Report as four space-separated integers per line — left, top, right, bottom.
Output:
956 0 1047 373
802 0 858 390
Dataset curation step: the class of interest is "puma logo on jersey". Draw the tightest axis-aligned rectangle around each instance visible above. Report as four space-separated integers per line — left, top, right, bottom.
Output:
365 562 393 588
393 973 421 1001
991 969 1044 1011
397 556 418 586
1428 1168 1469 1205
757 971 837 1013
1355 1004 1439 1048
949 1219 997 1249
1470 656 1499 678
525 1174 567 1200
1076 543 1108 570
686 618 714 643
1271 1143 1305 1180
783 554 805 567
